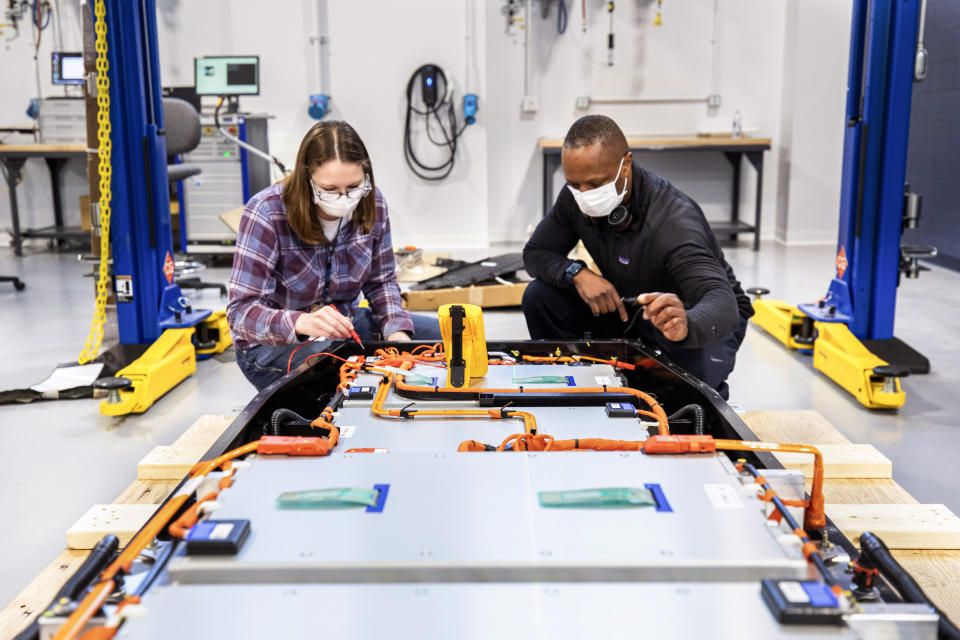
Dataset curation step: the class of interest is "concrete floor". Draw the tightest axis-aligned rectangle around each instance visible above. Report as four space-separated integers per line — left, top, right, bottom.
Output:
0 241 957 609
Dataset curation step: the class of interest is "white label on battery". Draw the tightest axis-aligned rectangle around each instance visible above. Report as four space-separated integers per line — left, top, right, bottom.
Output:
778 581 811 604
704 483 744 509
480 261 497 267
348 355 360 362
339 425 356 438
209 523 234 540
373 448 389 453
595 376 613 386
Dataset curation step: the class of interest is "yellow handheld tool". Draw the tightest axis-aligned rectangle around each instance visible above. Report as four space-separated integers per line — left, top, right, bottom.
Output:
438 304 487 388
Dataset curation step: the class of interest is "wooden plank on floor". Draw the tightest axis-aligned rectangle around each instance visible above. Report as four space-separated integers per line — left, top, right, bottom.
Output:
774 443 892 479
137 445 207 480
0 550 88 640
113 479 179 505
894 550 960 623
66 504 159 550
742 410 852 445
828 503 960 550
172 414 234 450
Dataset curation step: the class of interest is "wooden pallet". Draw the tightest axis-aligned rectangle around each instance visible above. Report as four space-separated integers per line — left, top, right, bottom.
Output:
3 411 959 636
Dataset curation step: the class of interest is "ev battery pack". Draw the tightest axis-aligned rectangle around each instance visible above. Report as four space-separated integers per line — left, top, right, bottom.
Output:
168 452 807 584
116 582 857 639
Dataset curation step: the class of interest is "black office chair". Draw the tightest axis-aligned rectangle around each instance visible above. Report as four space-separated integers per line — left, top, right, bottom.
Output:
163 97 226 297
1 275 25 290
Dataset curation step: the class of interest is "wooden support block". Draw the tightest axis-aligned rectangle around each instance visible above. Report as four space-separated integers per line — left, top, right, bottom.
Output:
66 504 158 550
819 479 919 505
742 410 851 445
828 504 960 550
113 479 180 505
137 445 207 480
172 414 234 450
774 444 891 479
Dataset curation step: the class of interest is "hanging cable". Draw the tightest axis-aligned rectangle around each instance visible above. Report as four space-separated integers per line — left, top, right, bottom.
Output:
403 64 468 181
214 97 288 175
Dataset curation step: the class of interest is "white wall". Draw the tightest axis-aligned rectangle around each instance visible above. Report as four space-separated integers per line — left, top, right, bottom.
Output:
776 0 852 245
1 0 852 251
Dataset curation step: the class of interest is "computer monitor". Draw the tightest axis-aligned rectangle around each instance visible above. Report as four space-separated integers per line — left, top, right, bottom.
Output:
194 56 260 96
52 52 84 86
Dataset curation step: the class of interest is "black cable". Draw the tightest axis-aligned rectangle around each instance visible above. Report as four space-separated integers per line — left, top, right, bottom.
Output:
268 408 312 436
133 540 178 597
403 65 467 181
668 404 706 435
557 0 568 33
858 532 960 640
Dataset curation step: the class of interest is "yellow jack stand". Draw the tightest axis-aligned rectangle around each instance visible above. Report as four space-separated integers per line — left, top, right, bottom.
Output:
749 293 906 410
96 311 233 416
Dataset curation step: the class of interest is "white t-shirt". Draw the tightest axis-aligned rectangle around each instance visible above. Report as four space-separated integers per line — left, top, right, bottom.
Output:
320 218 341 243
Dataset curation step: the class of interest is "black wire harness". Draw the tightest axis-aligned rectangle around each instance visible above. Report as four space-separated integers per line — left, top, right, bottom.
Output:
403 65 468 181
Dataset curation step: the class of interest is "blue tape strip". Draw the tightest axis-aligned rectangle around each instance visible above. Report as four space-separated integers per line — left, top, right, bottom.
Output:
566 376 575 386
645 483 673 512
366 484 390 513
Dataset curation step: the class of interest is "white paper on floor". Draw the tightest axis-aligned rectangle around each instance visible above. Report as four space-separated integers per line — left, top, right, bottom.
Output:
31 362 104 392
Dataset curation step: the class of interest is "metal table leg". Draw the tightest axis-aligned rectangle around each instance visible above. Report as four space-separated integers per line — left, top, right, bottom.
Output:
46 157 69 248
542 152 561 216
747 151 764 251
723 151 742 244
2 157 27 256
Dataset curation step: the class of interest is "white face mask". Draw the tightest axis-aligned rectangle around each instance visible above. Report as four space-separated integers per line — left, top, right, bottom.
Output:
317 197 360 219
567 156 628 218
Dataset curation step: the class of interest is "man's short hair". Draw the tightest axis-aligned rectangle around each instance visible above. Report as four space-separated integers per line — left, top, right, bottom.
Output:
563 115 628 153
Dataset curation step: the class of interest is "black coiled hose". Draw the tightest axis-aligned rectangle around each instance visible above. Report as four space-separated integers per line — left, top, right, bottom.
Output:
859 531 960 640
668 404 706 436
267 408 312 436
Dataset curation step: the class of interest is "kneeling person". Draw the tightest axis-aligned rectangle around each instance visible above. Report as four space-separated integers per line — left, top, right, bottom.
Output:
522 115 753 399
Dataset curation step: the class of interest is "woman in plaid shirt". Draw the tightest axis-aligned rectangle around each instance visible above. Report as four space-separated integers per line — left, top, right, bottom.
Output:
227 121 441 390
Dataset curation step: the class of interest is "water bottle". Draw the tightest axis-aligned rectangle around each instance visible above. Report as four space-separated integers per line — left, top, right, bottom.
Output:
732 110 743 139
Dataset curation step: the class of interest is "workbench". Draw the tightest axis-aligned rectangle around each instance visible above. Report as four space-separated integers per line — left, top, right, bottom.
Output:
539 136 772 251
2 410 958 637
0 143 88 256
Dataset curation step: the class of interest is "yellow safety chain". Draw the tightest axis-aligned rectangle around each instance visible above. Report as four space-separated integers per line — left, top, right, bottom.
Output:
78 0 112 364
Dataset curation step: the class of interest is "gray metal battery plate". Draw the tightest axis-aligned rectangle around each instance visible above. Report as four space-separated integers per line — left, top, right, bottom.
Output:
168 452 806 584
117 582 854 639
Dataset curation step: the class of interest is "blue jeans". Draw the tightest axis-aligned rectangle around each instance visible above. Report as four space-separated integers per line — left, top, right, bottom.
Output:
236 308 442 390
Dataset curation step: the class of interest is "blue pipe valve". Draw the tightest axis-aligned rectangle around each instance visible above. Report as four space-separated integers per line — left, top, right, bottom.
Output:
463 93 478 125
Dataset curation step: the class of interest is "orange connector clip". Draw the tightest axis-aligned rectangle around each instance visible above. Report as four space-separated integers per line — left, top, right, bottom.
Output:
258 435 334 456
643 435 716 454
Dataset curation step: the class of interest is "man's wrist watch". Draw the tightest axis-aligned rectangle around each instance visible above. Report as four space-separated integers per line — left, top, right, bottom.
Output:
564 261 586 287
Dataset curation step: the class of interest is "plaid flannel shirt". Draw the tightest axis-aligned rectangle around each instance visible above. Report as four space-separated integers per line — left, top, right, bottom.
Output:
227 183 413 350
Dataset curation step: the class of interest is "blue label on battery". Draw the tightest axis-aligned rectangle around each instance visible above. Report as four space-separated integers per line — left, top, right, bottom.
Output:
802 582 838 607
186 521 216 541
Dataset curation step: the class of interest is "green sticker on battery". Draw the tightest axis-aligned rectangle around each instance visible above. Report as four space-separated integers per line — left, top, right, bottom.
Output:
538 487 655 508
277 487 380 509
512 376 573 384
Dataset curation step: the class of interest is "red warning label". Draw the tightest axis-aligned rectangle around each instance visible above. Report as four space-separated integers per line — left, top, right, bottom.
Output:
836 246 848 279
163 251 175 284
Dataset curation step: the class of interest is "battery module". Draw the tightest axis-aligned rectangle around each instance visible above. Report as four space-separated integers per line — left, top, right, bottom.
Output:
185 519 251 555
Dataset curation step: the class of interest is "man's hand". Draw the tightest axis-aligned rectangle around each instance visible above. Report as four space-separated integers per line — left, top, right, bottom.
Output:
294 305 355 340
573 269 628 321
637 292 688 342
387 331 411 342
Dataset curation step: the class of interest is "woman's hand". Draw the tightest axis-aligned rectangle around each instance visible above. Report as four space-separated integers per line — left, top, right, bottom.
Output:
387 331 411 342
294 306 355 340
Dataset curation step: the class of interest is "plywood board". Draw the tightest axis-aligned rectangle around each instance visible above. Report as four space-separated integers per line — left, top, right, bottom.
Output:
0 549 89 639
818 479 919 506
828 504 960 550
742 410 852 445
66 504 158 550
774 444 891 479
172 414 234 450
137 445 207 480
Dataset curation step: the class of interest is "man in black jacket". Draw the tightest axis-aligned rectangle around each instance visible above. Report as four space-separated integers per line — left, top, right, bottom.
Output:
522 115 753 399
